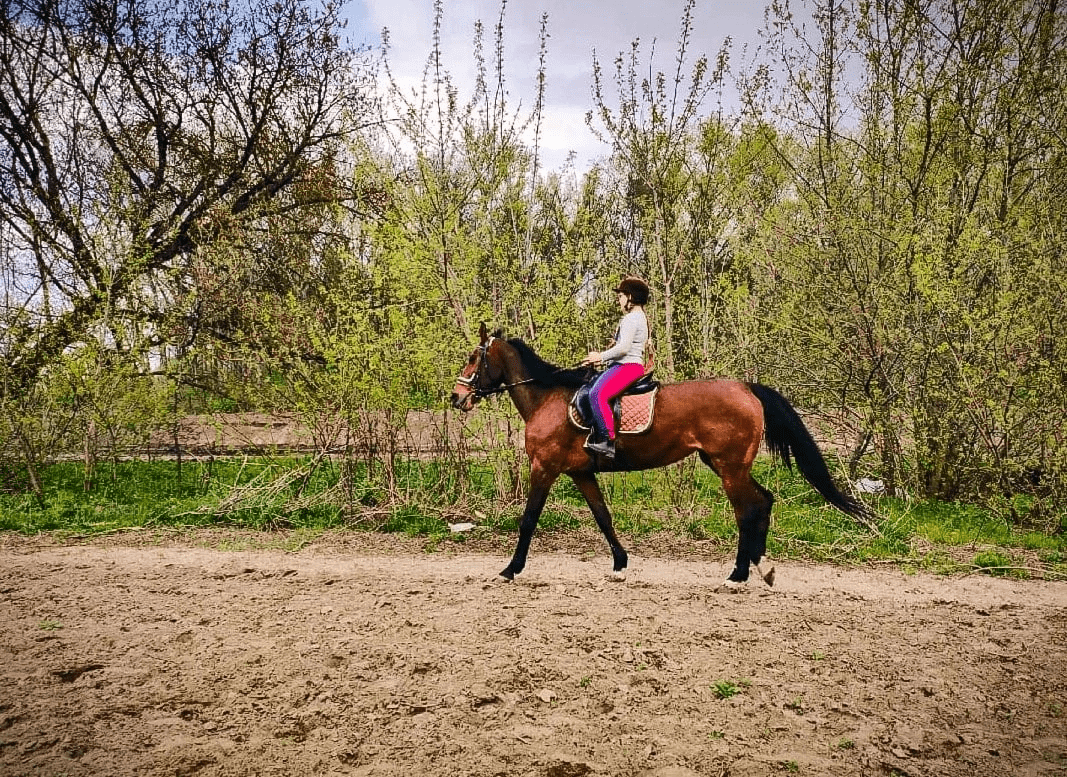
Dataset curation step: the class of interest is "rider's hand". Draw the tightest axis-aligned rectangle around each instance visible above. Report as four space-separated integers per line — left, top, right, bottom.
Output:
582 351 601 366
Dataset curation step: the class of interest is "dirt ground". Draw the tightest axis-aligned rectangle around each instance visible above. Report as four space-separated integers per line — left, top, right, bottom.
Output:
1 530 1065 777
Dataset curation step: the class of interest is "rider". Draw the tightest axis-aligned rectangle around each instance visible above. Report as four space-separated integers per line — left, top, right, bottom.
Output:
581 276 650 458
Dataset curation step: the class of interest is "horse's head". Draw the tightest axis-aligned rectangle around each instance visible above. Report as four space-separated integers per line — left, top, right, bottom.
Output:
451 323 506 412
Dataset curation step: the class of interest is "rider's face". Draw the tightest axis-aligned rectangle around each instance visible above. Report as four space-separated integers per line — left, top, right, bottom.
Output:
618 292 630 311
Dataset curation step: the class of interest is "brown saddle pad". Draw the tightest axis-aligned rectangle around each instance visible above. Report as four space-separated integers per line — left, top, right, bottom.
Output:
568 387 658 435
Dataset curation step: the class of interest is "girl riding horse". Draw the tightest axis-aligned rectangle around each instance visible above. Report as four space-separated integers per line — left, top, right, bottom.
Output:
580 276 650 459
452 322 873 585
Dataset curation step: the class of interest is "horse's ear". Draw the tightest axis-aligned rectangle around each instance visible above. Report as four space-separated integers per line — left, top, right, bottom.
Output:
479 322 489 344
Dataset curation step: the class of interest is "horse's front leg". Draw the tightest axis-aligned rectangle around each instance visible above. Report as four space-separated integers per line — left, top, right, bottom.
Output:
499 466 555 580
569 471 628 577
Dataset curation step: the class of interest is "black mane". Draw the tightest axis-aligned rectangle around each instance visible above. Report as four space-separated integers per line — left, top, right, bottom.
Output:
506 338 593 389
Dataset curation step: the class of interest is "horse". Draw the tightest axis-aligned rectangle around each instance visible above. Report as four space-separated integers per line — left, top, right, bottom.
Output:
451 323 872 586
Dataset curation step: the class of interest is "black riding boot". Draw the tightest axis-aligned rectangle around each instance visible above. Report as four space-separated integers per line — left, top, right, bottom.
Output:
584 420 616 459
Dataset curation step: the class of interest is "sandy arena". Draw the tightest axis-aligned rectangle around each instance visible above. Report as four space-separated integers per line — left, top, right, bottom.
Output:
1 530 1065 776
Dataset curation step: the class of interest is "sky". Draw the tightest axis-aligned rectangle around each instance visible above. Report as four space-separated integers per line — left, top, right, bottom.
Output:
342 0 776 171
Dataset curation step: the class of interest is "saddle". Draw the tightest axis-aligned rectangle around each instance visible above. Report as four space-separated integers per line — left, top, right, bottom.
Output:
568 371 660 435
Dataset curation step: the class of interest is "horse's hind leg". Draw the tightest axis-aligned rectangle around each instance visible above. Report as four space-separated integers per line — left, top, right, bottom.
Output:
727 474 774 585
744 477 775 584
701 454 774 586
569 472 628 577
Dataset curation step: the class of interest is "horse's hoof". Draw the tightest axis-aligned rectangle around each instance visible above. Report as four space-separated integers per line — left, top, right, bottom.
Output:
498 568 516 581
720 578 746 592
609 568 627 582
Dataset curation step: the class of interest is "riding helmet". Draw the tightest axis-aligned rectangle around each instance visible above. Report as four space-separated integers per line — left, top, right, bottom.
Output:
613 276 650 306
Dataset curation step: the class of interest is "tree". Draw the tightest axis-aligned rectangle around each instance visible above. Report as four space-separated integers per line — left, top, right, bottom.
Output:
757 0 1067 509
0 0 374 401
377 0 556 344
587 0 733 378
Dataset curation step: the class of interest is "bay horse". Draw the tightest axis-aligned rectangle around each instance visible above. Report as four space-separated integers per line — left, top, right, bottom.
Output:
451 323 872 585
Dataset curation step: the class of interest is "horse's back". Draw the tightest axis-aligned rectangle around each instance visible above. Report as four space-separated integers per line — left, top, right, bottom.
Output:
650 379 764 458
657 378 761 414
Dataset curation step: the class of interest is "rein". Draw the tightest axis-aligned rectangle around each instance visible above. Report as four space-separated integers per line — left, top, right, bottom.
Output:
456 373 538 398
456 337 586 398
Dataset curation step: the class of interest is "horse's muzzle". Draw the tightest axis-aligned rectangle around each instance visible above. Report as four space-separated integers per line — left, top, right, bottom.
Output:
451 390 475 412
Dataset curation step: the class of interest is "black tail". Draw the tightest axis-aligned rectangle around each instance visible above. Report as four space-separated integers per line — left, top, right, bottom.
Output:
749 383 874 525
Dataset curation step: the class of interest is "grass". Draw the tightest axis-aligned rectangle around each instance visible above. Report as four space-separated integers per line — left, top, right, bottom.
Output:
712 680 742 700
0 458 343 534
0 455 1063 578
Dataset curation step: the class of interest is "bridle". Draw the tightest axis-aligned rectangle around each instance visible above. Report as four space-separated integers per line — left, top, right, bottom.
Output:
454 338 498 399
454 336 538 401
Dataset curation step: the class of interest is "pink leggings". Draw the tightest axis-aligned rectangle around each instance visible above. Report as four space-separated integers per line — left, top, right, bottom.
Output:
589 363 645 439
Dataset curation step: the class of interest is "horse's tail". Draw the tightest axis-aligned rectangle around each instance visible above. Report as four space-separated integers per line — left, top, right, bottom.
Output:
748 383 874 525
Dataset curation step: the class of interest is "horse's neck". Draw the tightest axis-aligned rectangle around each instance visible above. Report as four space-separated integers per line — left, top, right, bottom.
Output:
498 345 551 421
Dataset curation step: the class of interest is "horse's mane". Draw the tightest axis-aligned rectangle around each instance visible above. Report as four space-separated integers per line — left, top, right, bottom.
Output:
505 337 593 389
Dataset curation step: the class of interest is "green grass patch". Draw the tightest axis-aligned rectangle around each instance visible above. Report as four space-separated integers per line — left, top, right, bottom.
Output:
970 549 1032 579
712 680 742 700
0 456 1063 577
379 505 447 536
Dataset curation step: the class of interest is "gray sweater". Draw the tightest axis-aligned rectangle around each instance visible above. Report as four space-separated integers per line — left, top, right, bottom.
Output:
599 309 648 365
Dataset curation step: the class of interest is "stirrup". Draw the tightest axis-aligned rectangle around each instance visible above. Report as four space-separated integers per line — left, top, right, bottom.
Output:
584 434 615 459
